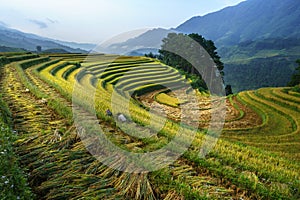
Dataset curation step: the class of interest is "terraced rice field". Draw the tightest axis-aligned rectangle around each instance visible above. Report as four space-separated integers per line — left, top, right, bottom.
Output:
0 53 299 199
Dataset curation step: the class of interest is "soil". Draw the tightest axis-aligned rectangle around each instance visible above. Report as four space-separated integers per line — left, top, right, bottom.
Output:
138 88 263 130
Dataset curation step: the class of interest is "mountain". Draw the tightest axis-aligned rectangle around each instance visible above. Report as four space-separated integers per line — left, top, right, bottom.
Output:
102 0 300 54
0 45 27 52
49 40 96 51
176 0 300 47
0 24 93 53
98 28 175 55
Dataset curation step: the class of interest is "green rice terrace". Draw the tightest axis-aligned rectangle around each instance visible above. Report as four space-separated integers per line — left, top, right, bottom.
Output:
0 52 300 199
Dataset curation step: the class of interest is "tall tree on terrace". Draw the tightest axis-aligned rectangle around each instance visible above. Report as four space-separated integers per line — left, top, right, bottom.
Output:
159 33 224 93
188 33 224 75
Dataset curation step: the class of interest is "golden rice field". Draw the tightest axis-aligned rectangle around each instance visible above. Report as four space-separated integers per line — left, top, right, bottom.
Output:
0 53 299 199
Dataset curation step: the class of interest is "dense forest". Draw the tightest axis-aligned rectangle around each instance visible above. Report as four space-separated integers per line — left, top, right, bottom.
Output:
220 38 300 93
224 56 298 93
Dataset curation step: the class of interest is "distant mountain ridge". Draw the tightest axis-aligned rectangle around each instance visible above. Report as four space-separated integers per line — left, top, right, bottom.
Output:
49 40 96 52
176 0 300 46
0 24 95 53
102 0 300 53
2 0 299 55
98 28 175 55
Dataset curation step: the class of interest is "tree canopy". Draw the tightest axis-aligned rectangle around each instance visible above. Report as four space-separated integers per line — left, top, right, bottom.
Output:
158 33 224 93
288 59 300 87
36 46 42 52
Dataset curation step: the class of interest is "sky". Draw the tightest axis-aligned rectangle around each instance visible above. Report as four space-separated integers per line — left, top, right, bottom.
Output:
0 0 245 44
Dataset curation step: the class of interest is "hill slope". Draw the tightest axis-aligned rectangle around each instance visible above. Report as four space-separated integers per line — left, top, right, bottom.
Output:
0 24 91 53
99 28 175 55
104 0 300 52
176 0 300 46
0 45 26 52
220 38 300 92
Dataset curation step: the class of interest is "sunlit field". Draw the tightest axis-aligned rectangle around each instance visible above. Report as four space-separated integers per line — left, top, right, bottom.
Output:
0 53 299 199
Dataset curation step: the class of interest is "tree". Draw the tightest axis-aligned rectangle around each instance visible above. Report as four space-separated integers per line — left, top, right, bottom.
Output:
188 33 224 73
225 85 233 96
288 59 300 86
36 46 42 52
159 33 224 92
144 52 156 58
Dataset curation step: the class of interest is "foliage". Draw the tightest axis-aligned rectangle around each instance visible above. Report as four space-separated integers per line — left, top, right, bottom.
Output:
225 85 233 95
158 33 224 92
36 46 42 52
291 85 300 93
144 52 158 59
221 38 300 93
224 56 298 93
288 59 300 86
219 38 300 63
188 33 224 72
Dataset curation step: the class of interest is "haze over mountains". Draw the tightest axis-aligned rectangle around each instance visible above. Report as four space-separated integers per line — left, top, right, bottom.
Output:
0 0 299 92
102 0 300 53
0 24 95 53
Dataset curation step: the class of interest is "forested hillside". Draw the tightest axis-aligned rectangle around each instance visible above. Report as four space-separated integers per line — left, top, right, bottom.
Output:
220 38 300 92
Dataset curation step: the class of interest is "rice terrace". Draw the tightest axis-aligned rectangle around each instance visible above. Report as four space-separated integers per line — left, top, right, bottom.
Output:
0 51 299 199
